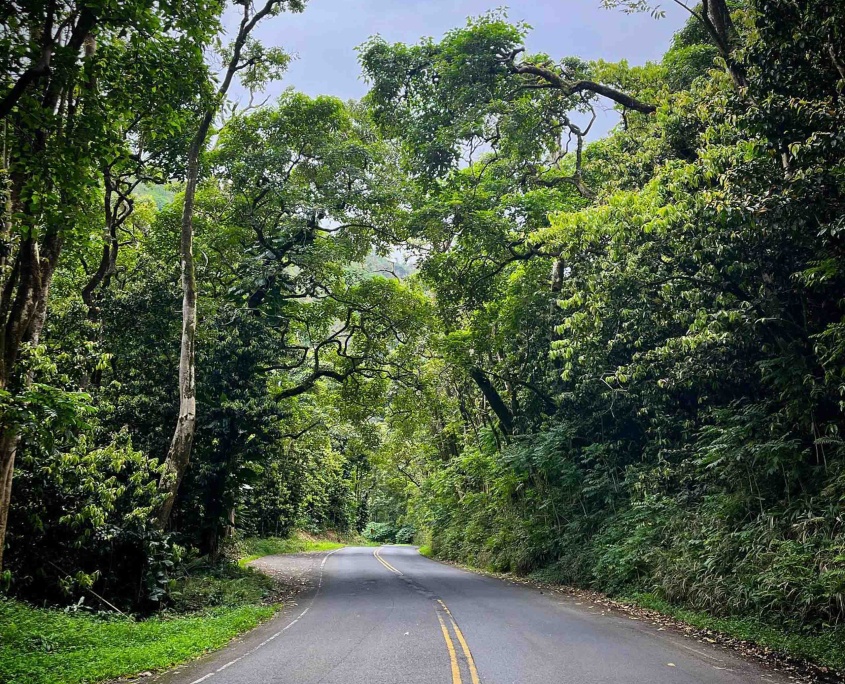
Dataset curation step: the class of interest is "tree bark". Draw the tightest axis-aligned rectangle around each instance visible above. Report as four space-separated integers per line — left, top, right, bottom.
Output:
0 230 60 569
0 430 16 571
81 180 122 319
550 259 564 292
156 138 201 528
675 0 746 88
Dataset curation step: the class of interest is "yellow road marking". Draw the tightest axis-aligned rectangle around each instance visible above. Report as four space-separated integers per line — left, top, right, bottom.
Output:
370 550 478 683
374 548 398 573
373 548 392 572
438 600 481 684
373 547 402 575
448 618 480 684
436 609 462 684
379 551 401 574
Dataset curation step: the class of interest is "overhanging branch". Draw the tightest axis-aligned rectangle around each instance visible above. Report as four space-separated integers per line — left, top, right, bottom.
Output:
502 53 656 114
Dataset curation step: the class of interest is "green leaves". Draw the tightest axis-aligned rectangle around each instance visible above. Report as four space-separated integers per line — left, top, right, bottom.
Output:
219 38 291 94
356 0 845 638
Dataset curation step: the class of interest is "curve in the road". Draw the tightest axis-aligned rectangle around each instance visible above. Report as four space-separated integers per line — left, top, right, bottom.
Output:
373 546 482 684
155 545 792 684
186 549 341 684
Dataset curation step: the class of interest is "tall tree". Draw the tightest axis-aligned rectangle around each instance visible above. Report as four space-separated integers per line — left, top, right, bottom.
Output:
156 0 303 528
0 0 220 570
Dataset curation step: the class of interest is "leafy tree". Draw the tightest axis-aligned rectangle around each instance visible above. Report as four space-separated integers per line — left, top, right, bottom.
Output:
0 0 221 571
364 1 845 629
157 0 304 529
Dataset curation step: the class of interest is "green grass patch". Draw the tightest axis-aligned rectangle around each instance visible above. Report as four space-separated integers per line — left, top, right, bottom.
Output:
0 597 276 684
627 593 845 672
0 562 281 683
237 531 377 565
418 545 433 557
168 563 278 613
237 554 263 568
355 538 382 547
238 536 346 561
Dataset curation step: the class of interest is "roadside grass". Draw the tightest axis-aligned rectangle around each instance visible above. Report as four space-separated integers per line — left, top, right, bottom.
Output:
355 538 382 547
1 532 376 683
1 549 284 683
628 593 845 673
237 537 345 567
418 545 433 557
168 561 278 612
0 597 276 684
237 531 376 566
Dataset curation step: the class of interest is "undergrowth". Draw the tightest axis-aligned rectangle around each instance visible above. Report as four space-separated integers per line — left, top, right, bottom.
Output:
168 561 278 612
0 597 276 684
0 536 324 684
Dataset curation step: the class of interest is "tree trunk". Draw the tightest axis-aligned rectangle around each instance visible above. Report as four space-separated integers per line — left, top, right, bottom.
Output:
469 367 514 435
226 507 236 537
156 142 200 529
0 431 16 571
81 182 118 319
0 230 60 569
550 259 564 292
698 0 747 88
155 0 282 528
0 6 93 569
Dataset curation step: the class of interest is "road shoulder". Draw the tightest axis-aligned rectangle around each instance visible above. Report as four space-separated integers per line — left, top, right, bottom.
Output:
419 552 839 684
121 551 337 684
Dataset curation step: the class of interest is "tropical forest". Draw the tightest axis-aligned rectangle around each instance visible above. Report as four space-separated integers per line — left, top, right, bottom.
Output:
1 1 844 682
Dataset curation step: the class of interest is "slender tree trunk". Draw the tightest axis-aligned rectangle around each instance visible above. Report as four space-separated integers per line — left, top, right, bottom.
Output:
156 141 201 529
0 230 59 569
156 0 284 528
681 0 746 88
0 431 16 571
226 507 236 537
469 367 514 435
81 182 116 319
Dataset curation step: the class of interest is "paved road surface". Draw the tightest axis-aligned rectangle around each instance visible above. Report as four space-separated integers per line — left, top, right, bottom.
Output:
156 546 789 684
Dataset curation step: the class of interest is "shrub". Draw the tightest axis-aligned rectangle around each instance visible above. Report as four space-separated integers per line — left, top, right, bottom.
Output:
362 522 396 543
394 526 416 544
6 430 176 611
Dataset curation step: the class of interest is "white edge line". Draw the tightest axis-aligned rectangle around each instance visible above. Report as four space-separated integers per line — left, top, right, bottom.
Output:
186 548 340 684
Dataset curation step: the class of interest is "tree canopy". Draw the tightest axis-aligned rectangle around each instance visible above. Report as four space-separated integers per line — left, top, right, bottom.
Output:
1 0 844 649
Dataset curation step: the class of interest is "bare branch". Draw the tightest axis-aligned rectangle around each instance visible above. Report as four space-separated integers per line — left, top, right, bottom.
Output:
503 57 656 114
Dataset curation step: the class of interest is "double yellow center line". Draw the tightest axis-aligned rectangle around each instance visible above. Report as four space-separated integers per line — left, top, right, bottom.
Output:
373 546 402 574
372 547 481 683
436 599 481 684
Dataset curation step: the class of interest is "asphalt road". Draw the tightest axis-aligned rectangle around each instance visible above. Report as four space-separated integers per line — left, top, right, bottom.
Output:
157 546 789 684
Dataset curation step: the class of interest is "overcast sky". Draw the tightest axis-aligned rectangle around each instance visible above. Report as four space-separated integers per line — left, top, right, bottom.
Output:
232 1 688 139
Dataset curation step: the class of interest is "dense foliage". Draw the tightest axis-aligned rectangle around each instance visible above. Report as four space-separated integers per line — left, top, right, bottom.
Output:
1 0 843 657
0 1 428 610
360 0 845 633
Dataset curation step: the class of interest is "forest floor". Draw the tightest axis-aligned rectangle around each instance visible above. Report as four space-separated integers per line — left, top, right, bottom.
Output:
0 533 358 684
426 554 845 682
